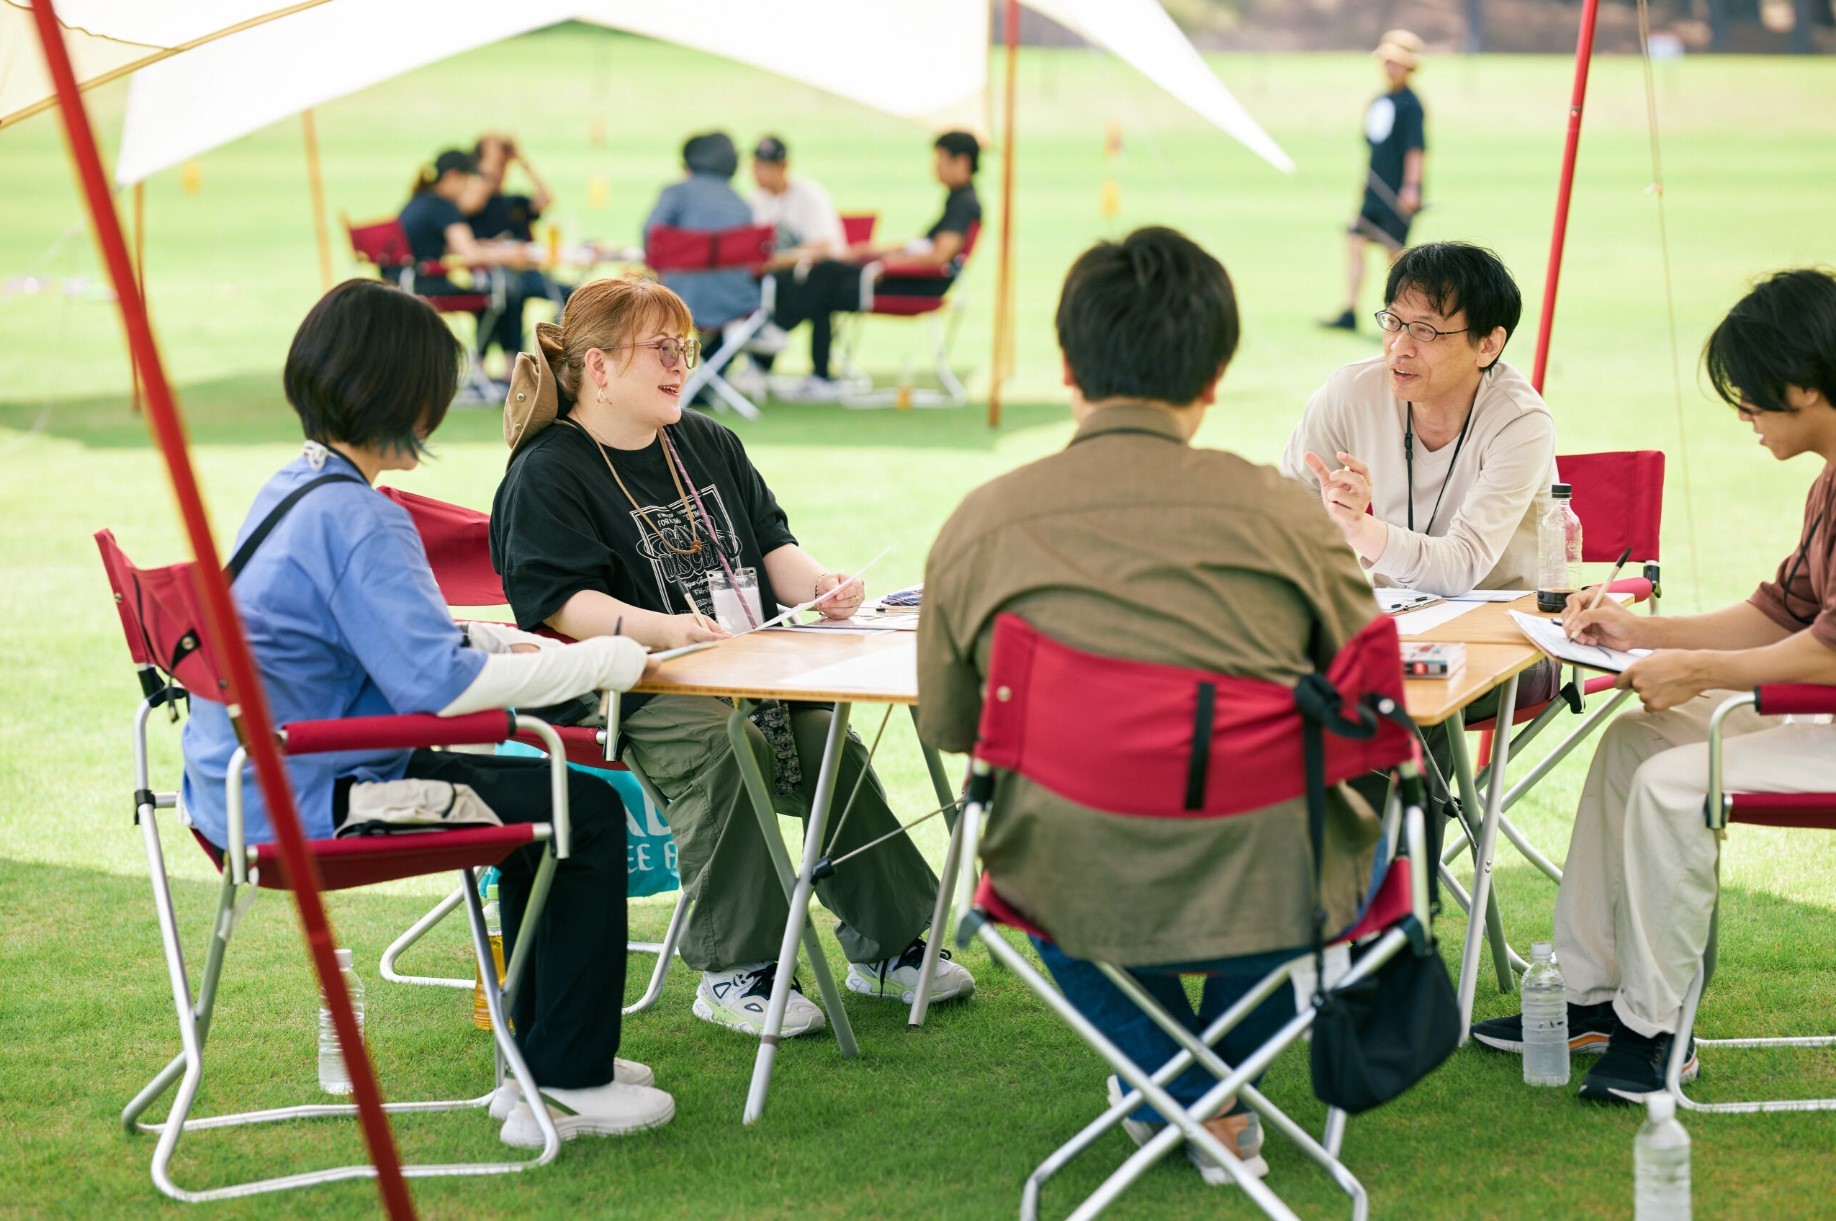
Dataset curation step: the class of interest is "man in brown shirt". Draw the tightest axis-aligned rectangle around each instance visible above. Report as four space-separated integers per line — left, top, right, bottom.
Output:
1473 268 1836 1103
917 226 1384 1180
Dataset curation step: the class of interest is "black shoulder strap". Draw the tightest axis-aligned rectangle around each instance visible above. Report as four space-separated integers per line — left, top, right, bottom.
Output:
226 473 363 580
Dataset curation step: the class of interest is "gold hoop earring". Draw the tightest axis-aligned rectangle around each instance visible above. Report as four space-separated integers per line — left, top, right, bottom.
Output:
596 387 607 404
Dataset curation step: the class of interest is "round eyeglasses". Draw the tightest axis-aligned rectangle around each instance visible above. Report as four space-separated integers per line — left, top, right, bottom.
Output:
623 337 700 370
1374 310 1469 344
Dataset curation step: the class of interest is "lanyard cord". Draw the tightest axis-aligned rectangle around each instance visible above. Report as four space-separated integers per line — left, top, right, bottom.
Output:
1781 507 1828 627
1404 402 1475 536
659 429 761 630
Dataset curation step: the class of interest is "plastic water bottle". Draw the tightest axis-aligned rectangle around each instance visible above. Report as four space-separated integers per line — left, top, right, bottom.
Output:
317 947 364 1095
473 883 506 1030
1521 942 1570 1086
1635 1092 1691 1219
1535 483 1584 612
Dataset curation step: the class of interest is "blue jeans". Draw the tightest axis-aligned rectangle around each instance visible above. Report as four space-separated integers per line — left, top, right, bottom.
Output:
1032 938 1304 1124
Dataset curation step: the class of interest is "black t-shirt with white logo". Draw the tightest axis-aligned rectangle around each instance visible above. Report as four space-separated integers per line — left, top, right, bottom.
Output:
1364 86 1426 193
491 409 799 644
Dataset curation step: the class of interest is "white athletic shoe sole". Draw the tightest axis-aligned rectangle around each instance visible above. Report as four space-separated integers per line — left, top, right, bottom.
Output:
691 993 826 1038
488 1059 657 1120
498 1086 675 1148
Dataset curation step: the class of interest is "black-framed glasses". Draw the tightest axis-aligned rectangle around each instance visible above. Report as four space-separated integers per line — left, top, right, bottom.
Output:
625 337 700 370
1374 310 1469 344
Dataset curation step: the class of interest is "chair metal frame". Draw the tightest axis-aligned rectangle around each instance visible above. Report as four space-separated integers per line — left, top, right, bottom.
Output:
645 222 777 420
946 615 1439 1220
1666 682 1836 1113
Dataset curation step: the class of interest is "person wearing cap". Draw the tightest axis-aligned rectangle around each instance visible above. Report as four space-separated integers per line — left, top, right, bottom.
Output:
642 131 763 377
1321 31 1428 333
746 135 847 400
397 148 543 374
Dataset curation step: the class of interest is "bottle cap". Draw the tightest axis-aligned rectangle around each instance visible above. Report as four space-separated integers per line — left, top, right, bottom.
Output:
334 948 353 968
1550 482 1572 497
485 883 499 902
1647 1092 1676 1122
1531 941 1553 961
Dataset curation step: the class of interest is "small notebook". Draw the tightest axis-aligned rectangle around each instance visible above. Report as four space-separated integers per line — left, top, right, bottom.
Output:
1400 641 1464 679
1507 610 1651 674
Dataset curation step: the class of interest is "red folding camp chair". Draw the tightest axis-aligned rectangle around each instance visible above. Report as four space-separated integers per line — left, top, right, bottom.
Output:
344 214 503 403
836 220 980 408
644 222 777 419
840 213 878 246
372 486 690 1016
948 613 1438 1219
1667 683 1836 1112
1439 450 1666 916
96 529 572 1202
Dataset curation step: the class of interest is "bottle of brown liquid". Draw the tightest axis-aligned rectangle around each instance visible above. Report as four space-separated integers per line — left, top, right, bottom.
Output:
1535 483 1583 613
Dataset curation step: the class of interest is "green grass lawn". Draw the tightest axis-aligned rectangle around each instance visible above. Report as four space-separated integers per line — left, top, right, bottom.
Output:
4 28 1836 1217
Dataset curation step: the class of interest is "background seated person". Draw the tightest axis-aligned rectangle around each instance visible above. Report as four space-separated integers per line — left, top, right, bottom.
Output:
917 227 1383 1185
469 131 570 317
768 130 983 401
396 148 539 376
747 134 843 399
642 131 764 395
180 279 672 1148
1281 241 1559 864
489 277 973 1038
1473 268 1836 1101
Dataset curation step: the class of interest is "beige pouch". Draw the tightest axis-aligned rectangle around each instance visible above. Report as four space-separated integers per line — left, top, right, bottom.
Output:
335 777 504 838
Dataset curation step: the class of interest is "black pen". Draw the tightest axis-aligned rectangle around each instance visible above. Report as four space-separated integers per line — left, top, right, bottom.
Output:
613 616 623 637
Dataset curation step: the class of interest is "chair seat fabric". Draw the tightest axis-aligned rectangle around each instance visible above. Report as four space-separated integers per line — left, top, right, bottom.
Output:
1726 795 1836 829
193 824 542 891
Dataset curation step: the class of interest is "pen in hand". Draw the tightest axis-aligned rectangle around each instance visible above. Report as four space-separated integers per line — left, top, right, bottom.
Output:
1565 546 1634 642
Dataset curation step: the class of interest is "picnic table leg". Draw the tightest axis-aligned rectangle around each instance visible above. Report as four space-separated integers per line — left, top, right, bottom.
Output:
1454 673 1522 1042
908 728 965 1028
738 701 859 1126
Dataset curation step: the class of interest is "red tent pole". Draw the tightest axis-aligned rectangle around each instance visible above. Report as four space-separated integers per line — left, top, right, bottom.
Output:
1529 0 1601 394
986 0 1019 429
28 6 416 1217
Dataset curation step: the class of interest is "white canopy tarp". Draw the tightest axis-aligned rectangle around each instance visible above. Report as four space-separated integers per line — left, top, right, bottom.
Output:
99 0 1289 186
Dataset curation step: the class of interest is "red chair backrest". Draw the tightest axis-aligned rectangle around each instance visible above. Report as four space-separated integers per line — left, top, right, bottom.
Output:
841 213 877 245
95 530 229 702
345 216 414 269
644 223 776 275
1561 450 1664 563
375 487 507 606
956 220 982 261
973 614 1414 819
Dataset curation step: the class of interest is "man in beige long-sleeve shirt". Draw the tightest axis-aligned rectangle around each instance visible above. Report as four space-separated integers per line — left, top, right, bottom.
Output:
1281 241 1557 597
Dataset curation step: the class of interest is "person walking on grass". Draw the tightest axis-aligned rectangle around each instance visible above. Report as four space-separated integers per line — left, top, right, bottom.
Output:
1321 30 1427 333
1471 268 1836 1101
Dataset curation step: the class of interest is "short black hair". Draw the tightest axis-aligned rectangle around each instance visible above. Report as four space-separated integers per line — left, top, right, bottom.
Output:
934 130 980 174
1055 226 1239 407
682 131 738 178
284 279 462 455
1384 242 1522 369
1704 268 1836 415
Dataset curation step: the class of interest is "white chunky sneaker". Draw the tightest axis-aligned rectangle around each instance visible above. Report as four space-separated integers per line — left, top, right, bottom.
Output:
692 961 826 1037
498 1081 675 1148
489 1059 655 1120
845 938 975 1005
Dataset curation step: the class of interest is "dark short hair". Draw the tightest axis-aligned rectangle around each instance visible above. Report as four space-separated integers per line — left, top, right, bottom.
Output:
284 280 462 455
1384 242 1522 369
1055 226 1239 407
682 131 738 178
1704 268 1836 415
434 149 477 177
934 130 980 174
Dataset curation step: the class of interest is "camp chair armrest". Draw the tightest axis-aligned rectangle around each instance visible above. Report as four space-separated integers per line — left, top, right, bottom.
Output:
1607 576 1654 602
875 260 951 280
1753 684 1836 717
280 710 517 755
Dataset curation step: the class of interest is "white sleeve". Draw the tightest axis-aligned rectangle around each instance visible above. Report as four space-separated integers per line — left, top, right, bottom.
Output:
438 636 647 716
460 620 560 655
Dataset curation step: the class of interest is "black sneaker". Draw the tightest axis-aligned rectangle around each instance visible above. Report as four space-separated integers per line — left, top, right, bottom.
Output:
1471 1001 1618 1055
1578 1026 1699 1103
1318 309 1357 332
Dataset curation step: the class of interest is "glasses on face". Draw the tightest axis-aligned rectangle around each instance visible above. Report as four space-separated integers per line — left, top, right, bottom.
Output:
624 337 700 370
1374 310 1469 344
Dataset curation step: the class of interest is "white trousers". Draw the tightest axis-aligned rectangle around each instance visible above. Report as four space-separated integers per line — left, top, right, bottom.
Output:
1553 692 1836 1037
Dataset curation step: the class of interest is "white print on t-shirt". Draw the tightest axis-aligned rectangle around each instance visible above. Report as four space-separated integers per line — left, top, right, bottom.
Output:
1365 96 1396 144
628 483 745 615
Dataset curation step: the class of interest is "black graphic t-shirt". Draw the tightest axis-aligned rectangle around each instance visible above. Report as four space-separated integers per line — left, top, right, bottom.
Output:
490 409 799 641
1364 86 1426 193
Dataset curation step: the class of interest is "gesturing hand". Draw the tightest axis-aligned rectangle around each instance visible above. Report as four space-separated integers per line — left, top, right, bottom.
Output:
1304 450 1373 524
814 571 865 620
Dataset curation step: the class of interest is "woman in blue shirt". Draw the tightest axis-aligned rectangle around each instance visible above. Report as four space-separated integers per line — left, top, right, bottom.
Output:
181 279 671 1148
397 148 537 369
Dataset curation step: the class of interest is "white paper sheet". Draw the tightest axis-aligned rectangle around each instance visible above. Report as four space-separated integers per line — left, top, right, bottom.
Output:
744 544 894 633
1377 588 1443 614
1393 601 1482 636
1506 610 1651 674
1450 589 1534 603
